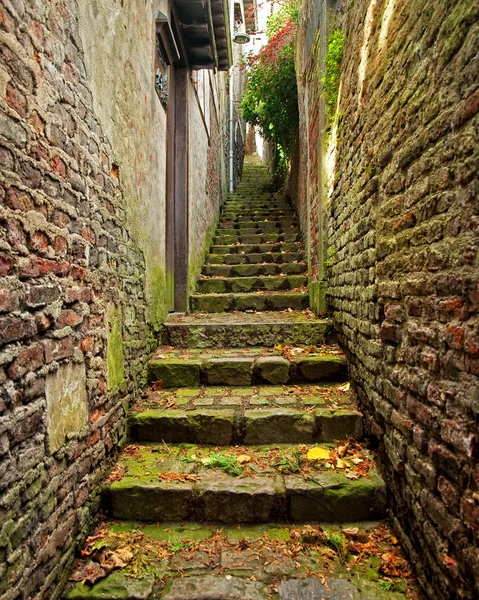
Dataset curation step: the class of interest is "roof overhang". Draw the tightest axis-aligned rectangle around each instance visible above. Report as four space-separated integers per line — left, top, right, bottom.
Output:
173 0 233 71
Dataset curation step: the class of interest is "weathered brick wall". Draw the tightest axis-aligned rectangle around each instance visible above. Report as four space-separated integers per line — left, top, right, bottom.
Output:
296 0 479 598
0 1 155 598
294 0 331 314
0 0 227 598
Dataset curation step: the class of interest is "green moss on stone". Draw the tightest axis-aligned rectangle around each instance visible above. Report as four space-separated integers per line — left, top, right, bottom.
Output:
148 359 201 387
65 572 154 599
106 304 125 391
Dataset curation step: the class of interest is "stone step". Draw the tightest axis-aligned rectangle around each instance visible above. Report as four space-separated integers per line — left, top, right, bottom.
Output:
213 232 301 245
219 216 297 226
197 274 307 294
190 291 309 313
104 442 386 524
221 209 296 218
209 242 302 254
163 311 333 348
216 226 300 237
223 203 292 211
65 520 416 600
147 347 347 387
202 262 307 277
205 251 305 265
130 382 361 444
217 219 297 229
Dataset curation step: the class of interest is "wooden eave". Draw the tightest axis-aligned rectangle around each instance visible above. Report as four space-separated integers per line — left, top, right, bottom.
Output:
173 0 233 71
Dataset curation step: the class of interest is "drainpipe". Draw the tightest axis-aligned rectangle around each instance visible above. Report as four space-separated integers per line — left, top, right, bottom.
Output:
229 0 235 193
229 65 234 193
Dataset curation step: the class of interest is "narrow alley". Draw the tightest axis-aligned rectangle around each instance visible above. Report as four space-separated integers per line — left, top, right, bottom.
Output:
0 0 477 599
65 160 416 599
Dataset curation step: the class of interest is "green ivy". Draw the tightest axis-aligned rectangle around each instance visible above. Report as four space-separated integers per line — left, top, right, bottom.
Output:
240 1 300 175
321 28 345 118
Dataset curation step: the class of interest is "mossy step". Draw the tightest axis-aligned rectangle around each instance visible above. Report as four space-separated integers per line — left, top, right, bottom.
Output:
202 262 307 277
205 251 305 265
223 203 291 209
219 216 297 226
104 443 386 523
130 382 361 444
213 232 301 245
65 520 416 600
209 242 302 255
217 226 299 236
197 275 307 293
190 291 309 313
221 210 296 218
224 199 290 205
218 218 298 231
164 312 333 348
147 349 346 387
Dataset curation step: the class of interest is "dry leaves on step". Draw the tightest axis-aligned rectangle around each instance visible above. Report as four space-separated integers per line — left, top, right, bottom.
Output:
306 447 331 461
69 560 106 585
380 551 412 577
237 454 252 464
158 472 200 483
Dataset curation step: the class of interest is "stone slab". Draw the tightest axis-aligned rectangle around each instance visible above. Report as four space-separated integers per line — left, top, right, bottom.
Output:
162 575 270 599
278 578 359 600
65 572 155 599
204 358 253 385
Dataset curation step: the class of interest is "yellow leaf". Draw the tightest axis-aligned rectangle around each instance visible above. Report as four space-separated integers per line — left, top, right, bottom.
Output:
306 447 331 461
336 458 348 469
237 454 252 464
274 344 283 352
338 382 350 391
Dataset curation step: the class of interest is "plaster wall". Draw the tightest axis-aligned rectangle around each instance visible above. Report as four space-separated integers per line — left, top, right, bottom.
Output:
78 0 169 329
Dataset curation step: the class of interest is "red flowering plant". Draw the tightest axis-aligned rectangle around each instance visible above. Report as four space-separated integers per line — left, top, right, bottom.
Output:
240 1 300 174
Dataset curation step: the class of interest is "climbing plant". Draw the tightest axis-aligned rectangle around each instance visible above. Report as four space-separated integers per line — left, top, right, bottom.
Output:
321 28 345 121
240 1 300 175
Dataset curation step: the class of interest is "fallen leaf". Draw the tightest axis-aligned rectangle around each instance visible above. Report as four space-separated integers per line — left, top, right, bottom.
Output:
70 560 106 584
338 382 350 392
98 547 134 571
237 454 252 464
351 458 364 465
335 458 348 469
345 472 360 479
306 447 331 461
337 444 349 457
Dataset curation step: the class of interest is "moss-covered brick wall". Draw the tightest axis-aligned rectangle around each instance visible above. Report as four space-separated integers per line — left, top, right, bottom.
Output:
296 0 479 598
0 0 226 598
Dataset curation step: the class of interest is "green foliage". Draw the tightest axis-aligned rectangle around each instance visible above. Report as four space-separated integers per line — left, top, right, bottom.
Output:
321 28 345 118
274 450 303 473
240 1 300 173
169 540 193 552
377 579 402 592
326 532 348 564
265 1 300 37
201 453 243 476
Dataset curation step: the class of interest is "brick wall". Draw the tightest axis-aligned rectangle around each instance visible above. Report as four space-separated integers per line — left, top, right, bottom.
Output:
0 1 228 598
296 0 479 597
0 1 155 598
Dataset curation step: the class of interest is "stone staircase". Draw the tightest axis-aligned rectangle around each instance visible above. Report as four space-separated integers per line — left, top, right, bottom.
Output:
65 160 416 600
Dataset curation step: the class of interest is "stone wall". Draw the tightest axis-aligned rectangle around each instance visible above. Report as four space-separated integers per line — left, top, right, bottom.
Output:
0 1 228 598
296 0 479 598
